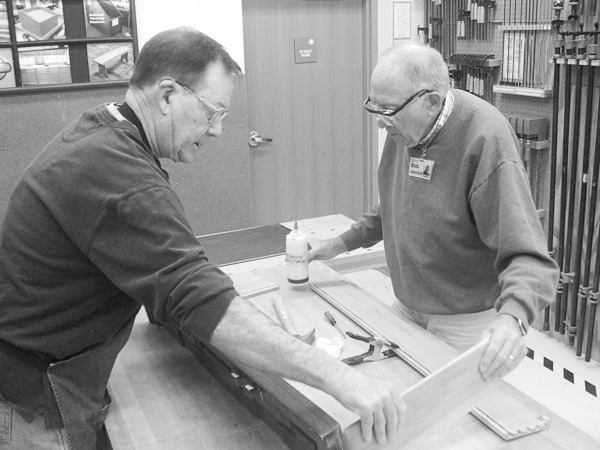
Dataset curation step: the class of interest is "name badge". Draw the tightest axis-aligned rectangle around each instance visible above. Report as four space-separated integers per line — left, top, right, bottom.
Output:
408 157 434 182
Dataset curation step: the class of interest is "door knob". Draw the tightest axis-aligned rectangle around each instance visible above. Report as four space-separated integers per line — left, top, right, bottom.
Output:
248 131 273 147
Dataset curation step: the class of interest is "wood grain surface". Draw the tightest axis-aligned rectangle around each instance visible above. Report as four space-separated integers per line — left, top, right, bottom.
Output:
106 320 289 449
394 340 496 449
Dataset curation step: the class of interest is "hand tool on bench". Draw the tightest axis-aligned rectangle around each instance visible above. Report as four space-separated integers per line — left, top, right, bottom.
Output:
341 332 398 366
324 310 346 339
272 293 316 345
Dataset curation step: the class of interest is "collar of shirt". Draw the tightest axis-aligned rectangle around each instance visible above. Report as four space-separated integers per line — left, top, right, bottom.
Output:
109 102 170 180
415 90 455 149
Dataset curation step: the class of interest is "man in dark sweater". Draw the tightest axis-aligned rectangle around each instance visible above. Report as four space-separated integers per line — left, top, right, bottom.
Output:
306 43 558 381
0 28 404 449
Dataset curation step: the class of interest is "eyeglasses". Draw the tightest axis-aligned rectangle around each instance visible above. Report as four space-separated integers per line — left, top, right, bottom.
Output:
363 89 434 118
170 78 229 124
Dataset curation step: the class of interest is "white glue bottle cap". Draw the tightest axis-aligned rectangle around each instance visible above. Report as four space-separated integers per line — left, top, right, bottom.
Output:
286 221 309 284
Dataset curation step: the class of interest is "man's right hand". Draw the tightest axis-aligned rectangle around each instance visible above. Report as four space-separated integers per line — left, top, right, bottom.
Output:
332 369 405 445
304 236 347 262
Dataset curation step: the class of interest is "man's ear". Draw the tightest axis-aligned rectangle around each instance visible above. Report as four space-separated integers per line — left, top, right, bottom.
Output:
157 78 177 114
426 91 444 115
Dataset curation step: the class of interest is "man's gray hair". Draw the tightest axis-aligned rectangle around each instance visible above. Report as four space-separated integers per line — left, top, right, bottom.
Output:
379 43 450 95
130 27 241 89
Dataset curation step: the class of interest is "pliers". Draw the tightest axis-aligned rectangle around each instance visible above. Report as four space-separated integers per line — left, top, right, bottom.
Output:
341 332 399 366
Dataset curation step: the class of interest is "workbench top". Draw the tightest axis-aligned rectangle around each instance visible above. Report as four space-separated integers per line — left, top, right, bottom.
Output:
105 214 599 449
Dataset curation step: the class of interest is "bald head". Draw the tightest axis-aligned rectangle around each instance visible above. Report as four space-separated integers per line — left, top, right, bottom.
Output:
371 43 450 98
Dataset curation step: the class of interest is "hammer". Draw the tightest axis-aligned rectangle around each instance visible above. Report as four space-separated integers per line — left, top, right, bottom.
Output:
272 294 315 345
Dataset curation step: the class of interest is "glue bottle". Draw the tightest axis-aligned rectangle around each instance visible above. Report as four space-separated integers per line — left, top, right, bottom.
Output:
286 221 309 284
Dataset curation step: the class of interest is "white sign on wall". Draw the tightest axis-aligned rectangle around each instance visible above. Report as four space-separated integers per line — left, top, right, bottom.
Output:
393 2 411 40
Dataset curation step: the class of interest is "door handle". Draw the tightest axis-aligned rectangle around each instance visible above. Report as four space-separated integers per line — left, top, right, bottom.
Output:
248 131 273 147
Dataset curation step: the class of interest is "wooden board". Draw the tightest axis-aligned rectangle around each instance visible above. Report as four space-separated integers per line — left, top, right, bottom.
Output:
370 340 495 449
338 340 502 449
229 270 279 299
198 224 289 266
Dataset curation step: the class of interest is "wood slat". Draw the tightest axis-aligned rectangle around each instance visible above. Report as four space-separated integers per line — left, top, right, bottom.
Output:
229 270 279 299
343 340 497 450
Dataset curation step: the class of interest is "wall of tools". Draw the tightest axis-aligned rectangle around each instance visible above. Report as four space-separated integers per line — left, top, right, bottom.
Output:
424 0 600 364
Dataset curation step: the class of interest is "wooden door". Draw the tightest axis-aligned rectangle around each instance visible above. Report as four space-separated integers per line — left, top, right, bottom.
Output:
242 0 378 226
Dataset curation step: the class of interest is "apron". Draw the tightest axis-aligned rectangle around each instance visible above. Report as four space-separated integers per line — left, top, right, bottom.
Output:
46 317 134 450
0 317 135 450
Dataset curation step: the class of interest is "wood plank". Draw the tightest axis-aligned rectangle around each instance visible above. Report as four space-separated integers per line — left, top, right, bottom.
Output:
322 249 388 274
343 340 498 449
197 224 288 266
229 270 279 299
281 214 356 233
396 341 494 448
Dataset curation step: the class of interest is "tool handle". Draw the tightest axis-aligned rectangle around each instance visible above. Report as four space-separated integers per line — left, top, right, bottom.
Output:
324 311 337 325
342 354 367 366
346 331 371 343
272 294 299 335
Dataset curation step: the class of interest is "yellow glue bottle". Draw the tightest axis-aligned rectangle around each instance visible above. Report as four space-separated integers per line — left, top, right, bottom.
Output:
286 221 309 284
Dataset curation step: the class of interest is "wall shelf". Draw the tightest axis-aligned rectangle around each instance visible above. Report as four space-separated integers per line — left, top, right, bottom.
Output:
553 58 600 66
492 85 553 98
499 24 552 31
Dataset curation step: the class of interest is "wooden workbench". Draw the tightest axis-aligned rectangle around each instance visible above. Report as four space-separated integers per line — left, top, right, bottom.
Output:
106 215 599 449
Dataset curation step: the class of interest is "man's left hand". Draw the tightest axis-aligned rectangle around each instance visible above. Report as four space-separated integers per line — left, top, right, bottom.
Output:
478 314 527 380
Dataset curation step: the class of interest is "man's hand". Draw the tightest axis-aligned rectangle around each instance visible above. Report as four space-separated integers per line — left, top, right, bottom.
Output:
304 236 347 262
478 314 527 380
332 369 406 445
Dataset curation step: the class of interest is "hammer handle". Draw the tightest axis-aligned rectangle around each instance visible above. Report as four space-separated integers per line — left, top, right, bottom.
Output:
272 294 300 336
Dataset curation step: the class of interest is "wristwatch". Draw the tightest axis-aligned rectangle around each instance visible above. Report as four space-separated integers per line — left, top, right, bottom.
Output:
515 317 527 336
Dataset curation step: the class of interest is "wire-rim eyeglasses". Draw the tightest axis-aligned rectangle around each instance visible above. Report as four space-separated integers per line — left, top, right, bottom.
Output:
363 89 434 118
166 77 229 124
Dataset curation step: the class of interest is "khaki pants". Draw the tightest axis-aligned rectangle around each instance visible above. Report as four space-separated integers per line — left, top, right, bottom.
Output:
394 302 496 351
